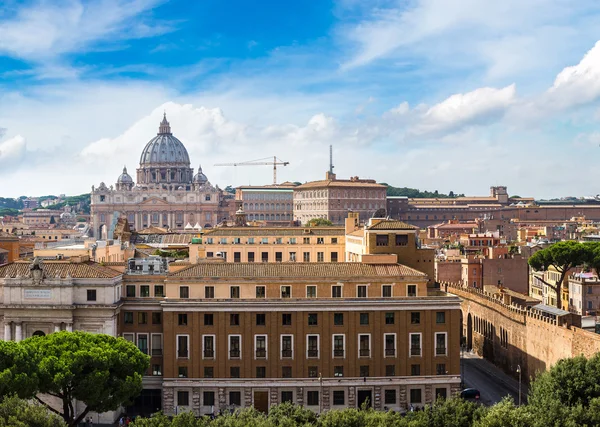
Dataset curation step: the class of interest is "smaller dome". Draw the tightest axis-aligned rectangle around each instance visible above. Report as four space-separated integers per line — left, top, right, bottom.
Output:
193 165 208 184
117 166 134 184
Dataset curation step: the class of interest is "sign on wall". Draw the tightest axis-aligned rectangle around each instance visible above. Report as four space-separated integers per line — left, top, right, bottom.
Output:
24 289 52 299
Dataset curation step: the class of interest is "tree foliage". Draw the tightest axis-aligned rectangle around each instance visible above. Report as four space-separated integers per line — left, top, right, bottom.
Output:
0 332 149 427
0 395 66 427
383 184 464 198
306 218 334 227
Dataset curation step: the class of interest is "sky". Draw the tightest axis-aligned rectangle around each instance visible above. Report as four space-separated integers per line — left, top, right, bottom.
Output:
2 0 600 198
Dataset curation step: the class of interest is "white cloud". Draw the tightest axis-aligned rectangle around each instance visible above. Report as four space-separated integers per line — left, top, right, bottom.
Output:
0 135 27 169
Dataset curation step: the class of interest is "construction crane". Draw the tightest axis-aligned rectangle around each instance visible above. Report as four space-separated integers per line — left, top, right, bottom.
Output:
214 156 290 185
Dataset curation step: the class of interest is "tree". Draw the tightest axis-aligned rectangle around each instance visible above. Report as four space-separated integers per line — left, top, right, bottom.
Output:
583 242 600 278
19 332 149 427
0 341 39 398
0 395 66 427
306 218 333 227
528 241 588 309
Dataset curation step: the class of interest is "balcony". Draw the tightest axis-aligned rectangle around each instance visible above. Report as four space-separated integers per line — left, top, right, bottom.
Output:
281 349 292 358
359 349 370 357
385 348 396 357
229 349 240 358
177 350 188 358
333 349 344 357
151 348 163 356
307 349 319 358
203 349 214 358
255 349 266 358
410 347 421 356
436 347 447 356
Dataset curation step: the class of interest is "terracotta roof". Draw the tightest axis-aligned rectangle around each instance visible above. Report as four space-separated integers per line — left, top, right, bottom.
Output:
295 180 385 189
366 220 417 230
0 261 122 279
347 230 364 238
204 227 345 237
137 226 169 235
172 262 426 278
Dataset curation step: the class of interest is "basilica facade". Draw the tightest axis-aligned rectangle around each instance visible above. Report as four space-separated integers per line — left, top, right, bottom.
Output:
91 114 223 238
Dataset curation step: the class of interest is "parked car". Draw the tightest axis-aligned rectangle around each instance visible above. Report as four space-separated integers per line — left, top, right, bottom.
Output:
460 388 481 400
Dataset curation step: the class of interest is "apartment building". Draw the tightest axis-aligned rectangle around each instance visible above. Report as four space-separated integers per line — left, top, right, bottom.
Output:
236 184 297 225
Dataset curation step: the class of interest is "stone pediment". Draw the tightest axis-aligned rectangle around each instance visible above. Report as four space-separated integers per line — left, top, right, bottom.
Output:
140 197 170 206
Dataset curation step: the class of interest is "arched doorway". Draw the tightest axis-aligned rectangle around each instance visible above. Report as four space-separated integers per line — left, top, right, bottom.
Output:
32 330 45 337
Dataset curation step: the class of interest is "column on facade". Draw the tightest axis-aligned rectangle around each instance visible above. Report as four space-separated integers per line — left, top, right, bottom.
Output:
54 323 61 333
66 323 73 332
14 323 22 342
3 321 11 341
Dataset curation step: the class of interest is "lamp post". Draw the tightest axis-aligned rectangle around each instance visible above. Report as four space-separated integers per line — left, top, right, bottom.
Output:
516 365 522 406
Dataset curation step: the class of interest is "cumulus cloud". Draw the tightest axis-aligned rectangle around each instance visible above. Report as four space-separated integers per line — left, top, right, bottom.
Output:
0 135 27 169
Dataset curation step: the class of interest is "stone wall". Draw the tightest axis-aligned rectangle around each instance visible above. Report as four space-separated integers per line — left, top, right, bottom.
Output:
443 282 600 383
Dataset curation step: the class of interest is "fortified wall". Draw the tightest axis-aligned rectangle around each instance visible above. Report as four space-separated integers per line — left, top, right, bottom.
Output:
442 282 600 383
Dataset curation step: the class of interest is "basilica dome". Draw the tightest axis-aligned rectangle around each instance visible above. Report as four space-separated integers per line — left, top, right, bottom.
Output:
139 113 191 167
117 166 133 184
193 165 208 184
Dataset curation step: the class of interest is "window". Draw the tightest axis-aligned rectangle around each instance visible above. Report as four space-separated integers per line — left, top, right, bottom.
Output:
261 238 269 244
177 391 189 406
386 365 396 376
204 314 214 326
334 313 344 326
281 286 291 298
204 391 215 406
152 364 162 376
290 252 297 262
137 334 148 354
229 391 241 406
317 252 324 262
275 252 283 262
203 335 215 359
357 285 367 298
178 314 187 326
385 334 396 357
395 234 408 246
436 363 446 375
124 312 133 324
385 312 395 325
152 312 162 325
281 391 293 402
435 333 447 356
87 290 96 302
307 391 319 406
140 285 150 297
333 335 345 358
138 312 148 325
303 237 310 244
281 335 293 358
126 285 136 297
178 366 188 378
229 335 241 359
410 389 422 404
256 313 266 326
256 286 266 298
376 235 389 246
282 313 292 326
436 312 446 324
382 285 392 298
308 313 318 326
411 312 421 324
385 389 397 405
303 252 310 262
282 367 292 378
230 313 240 326
410 333 422 357
154 285 164 297
435 388 448 400
230 367 240 378
331 252 338 262
359 334 370 357
234 252 241 263
230 286 240 299
205 286 215 299
307 335 319 358
308 366 318 378
261 252 269 262
407 285 417 297
360 365 370 377
180 286 189 299
360 313 369 325
306 286 317 298
256 366 266 378
331 238 338 244
334 366 344 377
411 364 421 376
332 285 342 298
255 335 267 359
248 252 255 262
177 335 188 358
333 390 345 405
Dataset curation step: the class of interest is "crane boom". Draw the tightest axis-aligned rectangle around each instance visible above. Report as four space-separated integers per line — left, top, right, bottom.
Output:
214 156 289 185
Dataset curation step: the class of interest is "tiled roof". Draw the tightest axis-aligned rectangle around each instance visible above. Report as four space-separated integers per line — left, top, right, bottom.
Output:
172 262 426 278
0 261 122 279
137 226 169 235
295 180 386 189
347 230 364 238
203 227 345 237
366 220 417 230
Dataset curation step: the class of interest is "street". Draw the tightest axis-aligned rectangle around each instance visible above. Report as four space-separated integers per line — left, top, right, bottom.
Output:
461 352 528 406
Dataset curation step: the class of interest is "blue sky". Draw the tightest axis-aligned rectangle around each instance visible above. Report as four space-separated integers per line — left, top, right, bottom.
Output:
2 0 600 198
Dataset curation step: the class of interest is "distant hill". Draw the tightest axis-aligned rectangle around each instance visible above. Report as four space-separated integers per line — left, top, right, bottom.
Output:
382 184 464 198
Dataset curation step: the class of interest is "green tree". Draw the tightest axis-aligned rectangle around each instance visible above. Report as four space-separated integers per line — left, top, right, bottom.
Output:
528 241 588 309
266 401 317 426
21 331 149 427
583 242 600 278
306 218 333 227
474 397 532 427
0 341 39 398
0 395 66 427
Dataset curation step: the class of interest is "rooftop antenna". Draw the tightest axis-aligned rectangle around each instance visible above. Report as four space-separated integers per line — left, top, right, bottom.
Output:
329 145 334 174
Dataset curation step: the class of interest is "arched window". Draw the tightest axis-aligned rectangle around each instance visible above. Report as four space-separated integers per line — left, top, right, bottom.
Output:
32 330 45 337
